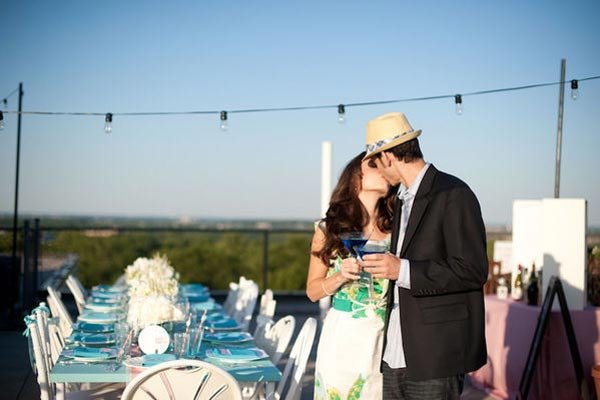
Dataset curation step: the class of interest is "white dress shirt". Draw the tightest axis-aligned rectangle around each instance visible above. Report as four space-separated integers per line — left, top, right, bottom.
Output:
383 162 430 368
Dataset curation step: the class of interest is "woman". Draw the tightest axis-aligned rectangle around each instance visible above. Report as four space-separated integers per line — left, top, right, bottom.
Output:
307 151 395 399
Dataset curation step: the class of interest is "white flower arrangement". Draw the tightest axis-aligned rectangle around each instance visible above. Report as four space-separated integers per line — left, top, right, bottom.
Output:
125 253 183 329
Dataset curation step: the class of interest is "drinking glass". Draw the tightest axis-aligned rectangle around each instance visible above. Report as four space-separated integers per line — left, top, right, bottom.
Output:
173 333 188 358
114 322 129 347
359 242 387 300
339 231 369 259
187 327 204 358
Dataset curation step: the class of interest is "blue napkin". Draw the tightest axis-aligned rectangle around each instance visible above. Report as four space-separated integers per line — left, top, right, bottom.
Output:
185 293 210 303
206 318 239 329
73 347 112 359
77 322 114 333
204 331 252 343
80 334 114 345
206 347 268 362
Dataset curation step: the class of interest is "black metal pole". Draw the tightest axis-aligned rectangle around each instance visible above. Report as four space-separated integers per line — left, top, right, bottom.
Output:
21 220 30 313
33 218 40 301
519 277 558 399
555 279 590 400
11 83 24 282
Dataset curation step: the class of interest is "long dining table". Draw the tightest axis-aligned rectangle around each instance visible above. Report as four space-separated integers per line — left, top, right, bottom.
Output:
50 283 282 397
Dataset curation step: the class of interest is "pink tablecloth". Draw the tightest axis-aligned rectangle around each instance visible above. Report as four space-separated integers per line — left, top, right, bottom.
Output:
469 296 600 399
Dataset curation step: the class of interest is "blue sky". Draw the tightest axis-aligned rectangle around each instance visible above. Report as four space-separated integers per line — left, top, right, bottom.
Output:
1 1 599 226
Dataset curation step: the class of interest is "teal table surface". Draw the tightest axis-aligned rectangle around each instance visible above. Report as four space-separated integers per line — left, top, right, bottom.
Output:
51 310 281 384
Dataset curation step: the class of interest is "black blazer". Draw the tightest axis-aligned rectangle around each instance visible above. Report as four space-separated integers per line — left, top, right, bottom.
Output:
383 164 488 381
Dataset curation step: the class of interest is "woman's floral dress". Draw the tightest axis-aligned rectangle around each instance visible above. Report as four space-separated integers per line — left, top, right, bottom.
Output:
314 237 390 400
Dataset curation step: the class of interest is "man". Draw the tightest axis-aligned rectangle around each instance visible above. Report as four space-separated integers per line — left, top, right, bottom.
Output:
360 112 488 400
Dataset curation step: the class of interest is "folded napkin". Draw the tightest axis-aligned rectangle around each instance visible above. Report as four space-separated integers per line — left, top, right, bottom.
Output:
206 318 239 329
80 334 114 345
190 301 219 312
185 293 210 303
73 347 113 359
77 322 114 333
206 347 268 362
204 331 252 342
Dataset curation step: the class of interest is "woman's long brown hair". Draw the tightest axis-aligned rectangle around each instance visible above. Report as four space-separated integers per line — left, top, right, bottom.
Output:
313 151 396 265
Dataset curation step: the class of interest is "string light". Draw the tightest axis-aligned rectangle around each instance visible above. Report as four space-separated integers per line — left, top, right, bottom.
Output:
2 98 7 109
337 104 346 124
0 111 4 131
454 94 463 115
104 113 113 134
0 75 598 131
220 111 228 131
571 80 579 100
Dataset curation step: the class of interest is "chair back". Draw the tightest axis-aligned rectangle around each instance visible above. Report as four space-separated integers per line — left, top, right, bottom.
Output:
121 359 242 400
256 315 296 366
259 289 277 319
223 281 240 315
46 286 73 338
25 310 54 400
66 274 87 313
231 279 259 332
273 317 317 400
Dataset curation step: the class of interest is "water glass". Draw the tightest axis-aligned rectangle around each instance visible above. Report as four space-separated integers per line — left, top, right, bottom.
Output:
187 327 204 358
114 322 129 347
173 333 188 358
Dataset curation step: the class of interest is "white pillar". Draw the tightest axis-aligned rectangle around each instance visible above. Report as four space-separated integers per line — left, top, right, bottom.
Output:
319 141 333 320
320 141 332 218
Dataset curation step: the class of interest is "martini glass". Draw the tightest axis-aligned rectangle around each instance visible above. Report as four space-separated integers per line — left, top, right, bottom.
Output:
359 242 387 300
340 231 374 300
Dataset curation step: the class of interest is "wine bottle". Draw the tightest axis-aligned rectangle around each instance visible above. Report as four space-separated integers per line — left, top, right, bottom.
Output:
512 265 523 301
527 263 539 306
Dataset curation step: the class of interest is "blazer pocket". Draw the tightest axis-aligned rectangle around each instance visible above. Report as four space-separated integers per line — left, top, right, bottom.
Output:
421 302 469 324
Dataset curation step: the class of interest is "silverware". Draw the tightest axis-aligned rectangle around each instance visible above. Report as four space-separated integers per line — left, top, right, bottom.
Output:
59 360 117 365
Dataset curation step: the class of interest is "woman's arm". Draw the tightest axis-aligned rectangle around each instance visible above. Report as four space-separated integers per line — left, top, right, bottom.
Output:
306 228 358 302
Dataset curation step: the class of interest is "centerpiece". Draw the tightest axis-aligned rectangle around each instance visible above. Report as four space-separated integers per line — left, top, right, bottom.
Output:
125 253 184 330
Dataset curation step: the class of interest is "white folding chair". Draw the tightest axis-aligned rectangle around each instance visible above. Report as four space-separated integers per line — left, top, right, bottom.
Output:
47 286 74 338
257 315 296 367
231 279 259 332
26 310 53 400
267 318 317 400
259 289 276 319
25 308 122 400
66 274 87 314
121 359 242 400
223 281 240 316
243 316 296 400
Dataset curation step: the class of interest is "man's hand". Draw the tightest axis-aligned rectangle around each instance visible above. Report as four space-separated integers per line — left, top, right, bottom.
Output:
360 252 401 280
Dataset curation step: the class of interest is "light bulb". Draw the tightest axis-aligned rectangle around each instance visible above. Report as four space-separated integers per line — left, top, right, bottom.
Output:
570 80 579 100
220 111 228 131
454 94 463 115
337 104 346 124
104 113 113 134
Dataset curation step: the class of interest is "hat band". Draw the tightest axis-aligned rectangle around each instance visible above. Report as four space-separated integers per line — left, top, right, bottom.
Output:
366 129 414 155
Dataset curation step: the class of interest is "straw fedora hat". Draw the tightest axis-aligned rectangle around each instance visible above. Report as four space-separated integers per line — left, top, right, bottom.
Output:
363 112 421 160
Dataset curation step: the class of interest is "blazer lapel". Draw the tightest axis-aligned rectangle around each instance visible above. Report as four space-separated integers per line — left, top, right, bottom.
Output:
400 165 437 256
389 193 403 255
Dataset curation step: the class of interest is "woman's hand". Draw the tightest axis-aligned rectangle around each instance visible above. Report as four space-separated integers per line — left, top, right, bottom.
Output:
339 257 361 281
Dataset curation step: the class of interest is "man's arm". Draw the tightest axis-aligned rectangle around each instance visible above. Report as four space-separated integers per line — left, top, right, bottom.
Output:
409 185 488 296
